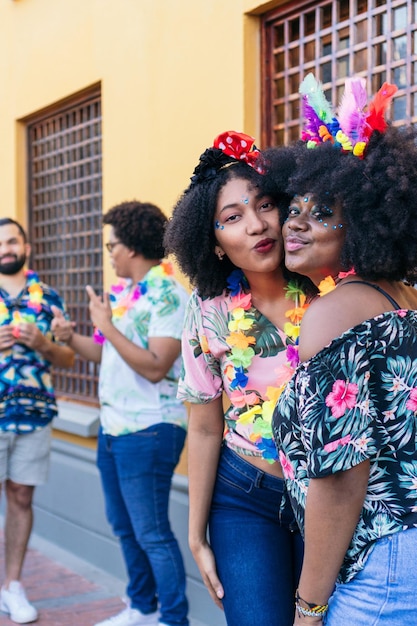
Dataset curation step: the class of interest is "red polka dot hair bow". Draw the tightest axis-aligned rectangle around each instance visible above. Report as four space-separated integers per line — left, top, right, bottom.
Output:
189 130 265 188
213 131 264 174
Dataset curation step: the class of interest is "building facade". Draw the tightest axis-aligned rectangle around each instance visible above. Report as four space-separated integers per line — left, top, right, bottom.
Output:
0 0 415 623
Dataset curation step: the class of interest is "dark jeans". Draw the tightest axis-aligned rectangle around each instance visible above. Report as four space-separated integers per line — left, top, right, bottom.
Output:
97 423 188 626
209 445 303 626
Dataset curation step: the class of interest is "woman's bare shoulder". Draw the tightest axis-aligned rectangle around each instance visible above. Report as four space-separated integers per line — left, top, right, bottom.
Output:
298 281 417 362
299 291 347 361
298 283 385 361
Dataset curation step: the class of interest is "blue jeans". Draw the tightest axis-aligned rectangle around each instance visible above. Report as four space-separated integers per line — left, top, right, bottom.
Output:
324 527 417 625
97 423 189 626
209 445 303 626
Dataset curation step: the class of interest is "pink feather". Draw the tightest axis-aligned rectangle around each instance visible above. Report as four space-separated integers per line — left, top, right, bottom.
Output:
338 78 368 143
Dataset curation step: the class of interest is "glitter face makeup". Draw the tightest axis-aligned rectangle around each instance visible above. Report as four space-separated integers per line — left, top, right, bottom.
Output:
213 177 283 276
283 193 345 284
288 199 343 230
241 196 249 204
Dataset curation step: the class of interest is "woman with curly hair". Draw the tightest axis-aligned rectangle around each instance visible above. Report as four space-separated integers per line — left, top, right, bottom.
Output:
164 131 315 626
52 201 189 626
272 75 417 625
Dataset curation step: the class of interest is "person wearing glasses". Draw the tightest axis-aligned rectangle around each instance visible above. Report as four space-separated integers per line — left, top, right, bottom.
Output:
52 201 189 626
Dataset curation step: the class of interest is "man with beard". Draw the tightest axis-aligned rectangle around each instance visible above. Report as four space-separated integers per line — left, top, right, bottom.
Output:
0 218 74 624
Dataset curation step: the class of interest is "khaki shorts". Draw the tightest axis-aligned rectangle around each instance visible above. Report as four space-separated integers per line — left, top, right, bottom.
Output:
0 425 52 486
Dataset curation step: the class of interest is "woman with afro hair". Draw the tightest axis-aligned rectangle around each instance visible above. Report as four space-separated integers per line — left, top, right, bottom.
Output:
272 75 417 625
164 131 316 626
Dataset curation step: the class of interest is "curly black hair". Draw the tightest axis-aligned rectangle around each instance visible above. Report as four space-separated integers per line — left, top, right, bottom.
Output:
261 145 298 221
164 146 306 298
282 126 417 282
103 200 167 259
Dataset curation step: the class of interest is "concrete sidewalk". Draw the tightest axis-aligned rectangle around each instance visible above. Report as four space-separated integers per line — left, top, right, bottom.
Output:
0 532 208 626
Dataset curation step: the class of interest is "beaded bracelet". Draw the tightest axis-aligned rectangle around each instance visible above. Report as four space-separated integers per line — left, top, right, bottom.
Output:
295 603 328 618
295 590 329 618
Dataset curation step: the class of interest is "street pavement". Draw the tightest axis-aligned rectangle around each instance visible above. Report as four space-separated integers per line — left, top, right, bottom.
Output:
0 531 208 626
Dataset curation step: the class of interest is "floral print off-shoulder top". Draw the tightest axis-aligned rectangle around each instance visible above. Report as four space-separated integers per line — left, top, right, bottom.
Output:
273 309 417 583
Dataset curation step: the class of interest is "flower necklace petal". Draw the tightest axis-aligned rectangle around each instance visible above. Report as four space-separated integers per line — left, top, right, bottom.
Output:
270 273 342 411
93 262 173 344
0 270 44 331
318 269 355 297
318 275 337 296
225 270 308 462
0 301 8 325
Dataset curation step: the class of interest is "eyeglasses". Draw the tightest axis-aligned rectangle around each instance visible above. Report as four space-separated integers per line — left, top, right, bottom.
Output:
105 241 122 252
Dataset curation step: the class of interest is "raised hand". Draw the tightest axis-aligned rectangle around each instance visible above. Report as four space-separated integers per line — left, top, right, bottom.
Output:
86 285 113 336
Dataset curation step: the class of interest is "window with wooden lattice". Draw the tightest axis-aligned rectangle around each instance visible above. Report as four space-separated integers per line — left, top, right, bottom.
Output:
27 86 102 405
261 0 417 147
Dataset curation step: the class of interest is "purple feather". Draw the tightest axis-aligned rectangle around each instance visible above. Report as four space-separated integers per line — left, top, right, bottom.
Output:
302 97 327 141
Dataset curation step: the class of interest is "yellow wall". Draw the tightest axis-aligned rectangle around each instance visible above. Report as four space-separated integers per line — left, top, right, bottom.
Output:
0 0 276 284
0 0 277 468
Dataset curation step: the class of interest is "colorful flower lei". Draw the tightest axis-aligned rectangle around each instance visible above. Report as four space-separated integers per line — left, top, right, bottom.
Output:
93 261 174 344
224 269 309 463
0 270 44 338
222 269 350 462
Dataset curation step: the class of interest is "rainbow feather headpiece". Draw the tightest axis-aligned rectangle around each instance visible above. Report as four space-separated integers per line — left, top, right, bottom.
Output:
300 73 398 158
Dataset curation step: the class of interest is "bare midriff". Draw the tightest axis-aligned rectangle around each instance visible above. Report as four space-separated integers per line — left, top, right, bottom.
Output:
236 450 284 478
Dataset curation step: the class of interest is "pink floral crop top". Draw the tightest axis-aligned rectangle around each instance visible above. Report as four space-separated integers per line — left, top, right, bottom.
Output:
178 282 295 463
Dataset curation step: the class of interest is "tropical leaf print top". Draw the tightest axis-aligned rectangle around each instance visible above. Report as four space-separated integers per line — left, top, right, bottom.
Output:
273 309 417 583
0 271 66 432
99 264 189 436
178 288 293 462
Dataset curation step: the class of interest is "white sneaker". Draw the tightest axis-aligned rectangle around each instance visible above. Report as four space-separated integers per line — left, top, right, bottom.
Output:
94 601 159 626
0 581 38 624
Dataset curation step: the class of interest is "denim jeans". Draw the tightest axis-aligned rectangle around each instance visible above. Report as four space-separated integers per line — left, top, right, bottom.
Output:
97 423 189 626
208 445 303 626
324 527 417 626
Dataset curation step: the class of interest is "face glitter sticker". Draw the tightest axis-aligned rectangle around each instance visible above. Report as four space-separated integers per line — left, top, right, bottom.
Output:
288 196 344 231
215 220 225 230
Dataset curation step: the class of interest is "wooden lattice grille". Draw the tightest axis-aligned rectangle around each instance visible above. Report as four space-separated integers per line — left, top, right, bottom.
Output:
262 0 417 146
27 89 102 404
